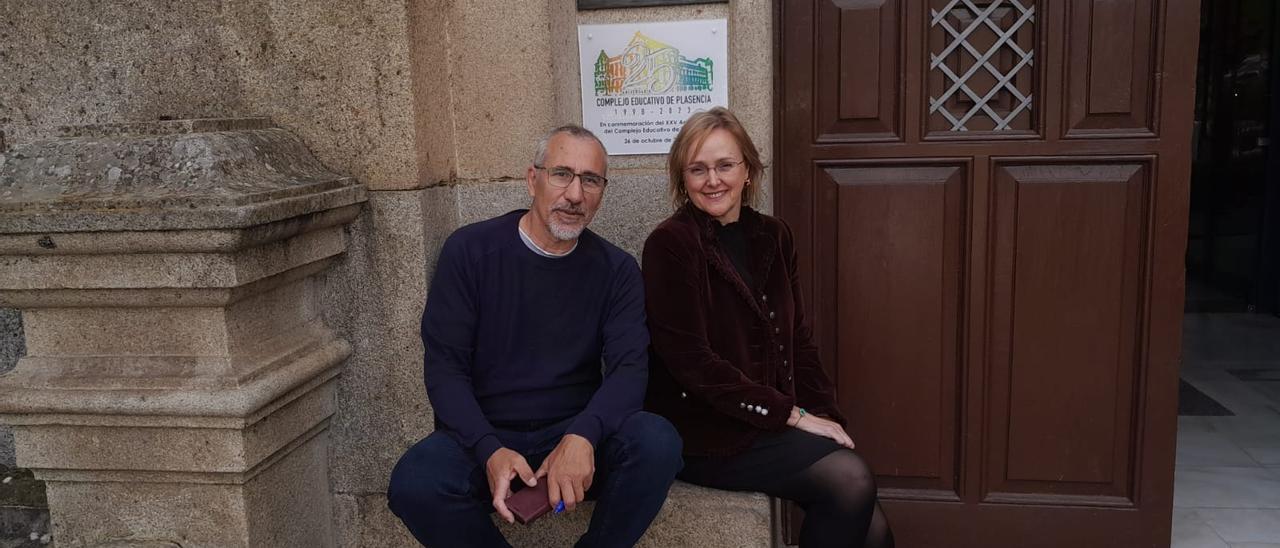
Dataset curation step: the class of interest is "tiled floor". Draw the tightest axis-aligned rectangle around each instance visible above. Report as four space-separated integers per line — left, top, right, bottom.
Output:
1174 313 1280 547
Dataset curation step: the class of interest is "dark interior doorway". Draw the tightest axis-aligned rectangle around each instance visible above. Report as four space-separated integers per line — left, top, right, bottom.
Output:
1189 0 1280 314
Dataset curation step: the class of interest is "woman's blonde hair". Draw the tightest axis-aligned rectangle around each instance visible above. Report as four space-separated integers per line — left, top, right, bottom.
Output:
667 107 763 210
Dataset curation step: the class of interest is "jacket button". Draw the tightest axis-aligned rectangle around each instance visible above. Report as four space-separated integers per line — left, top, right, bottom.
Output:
769 311 776 319
681 391 687 399
787 374 793 382
762 294 768 302
778 344 784 352
783 359 789 367
774 327 780 335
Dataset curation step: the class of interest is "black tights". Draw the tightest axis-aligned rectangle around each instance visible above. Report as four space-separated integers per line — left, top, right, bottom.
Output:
765 450 894 548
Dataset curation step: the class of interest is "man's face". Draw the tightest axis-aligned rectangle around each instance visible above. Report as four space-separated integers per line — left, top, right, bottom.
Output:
526 134 608 241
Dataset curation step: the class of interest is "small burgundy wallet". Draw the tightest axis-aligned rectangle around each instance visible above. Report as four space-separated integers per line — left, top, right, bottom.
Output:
506 482 552 525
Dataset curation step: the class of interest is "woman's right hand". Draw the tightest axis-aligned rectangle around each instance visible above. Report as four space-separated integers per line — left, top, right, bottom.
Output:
789 407 855 449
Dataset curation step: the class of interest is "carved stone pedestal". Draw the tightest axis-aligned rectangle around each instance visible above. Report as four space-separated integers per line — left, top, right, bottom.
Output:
0 119 366 547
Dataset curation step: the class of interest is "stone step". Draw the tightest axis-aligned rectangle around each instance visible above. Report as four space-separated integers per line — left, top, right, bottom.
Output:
343 481 776 548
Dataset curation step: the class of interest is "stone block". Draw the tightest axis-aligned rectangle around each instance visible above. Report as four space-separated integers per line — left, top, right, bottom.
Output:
333 492 417 548
0 119 361 548
21 307 229 358
323 189 444 495
447 0 557 180
590 171 674 259
11 378 336 476
44 430 333 548
449 174 673 260
727 0 775 167
338 481 772 548
454 180 534 227
0 123 367 234
0 0 420 190
406 0 457 186
217 0 420 190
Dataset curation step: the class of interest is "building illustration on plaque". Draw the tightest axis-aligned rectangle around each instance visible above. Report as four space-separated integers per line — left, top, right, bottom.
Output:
594 32 713 95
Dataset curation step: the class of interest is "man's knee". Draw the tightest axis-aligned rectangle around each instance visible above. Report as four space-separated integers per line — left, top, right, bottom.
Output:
387 434 476 517
616 411 684 474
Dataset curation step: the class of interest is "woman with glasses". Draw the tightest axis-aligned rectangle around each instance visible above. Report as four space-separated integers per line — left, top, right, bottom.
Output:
642 107 893 548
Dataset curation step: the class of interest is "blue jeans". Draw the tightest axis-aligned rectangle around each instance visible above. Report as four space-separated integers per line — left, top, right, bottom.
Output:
387 411 683 548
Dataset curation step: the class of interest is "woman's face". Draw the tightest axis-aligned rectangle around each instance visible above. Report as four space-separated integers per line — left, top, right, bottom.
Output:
682 128 748 224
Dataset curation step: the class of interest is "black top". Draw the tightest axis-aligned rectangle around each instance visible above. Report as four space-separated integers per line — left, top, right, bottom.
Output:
716 221 754 289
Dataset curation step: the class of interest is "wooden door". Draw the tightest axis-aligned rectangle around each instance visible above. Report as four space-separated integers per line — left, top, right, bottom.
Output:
776 1 1200 546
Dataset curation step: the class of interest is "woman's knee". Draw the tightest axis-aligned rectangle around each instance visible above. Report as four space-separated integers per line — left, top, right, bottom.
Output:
814 450 877 506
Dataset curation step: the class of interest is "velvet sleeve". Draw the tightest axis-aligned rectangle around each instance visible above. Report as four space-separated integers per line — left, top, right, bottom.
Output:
642 227 794 430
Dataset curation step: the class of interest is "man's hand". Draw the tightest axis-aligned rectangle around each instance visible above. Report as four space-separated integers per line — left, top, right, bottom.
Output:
535 434 595 512
486 448 537 524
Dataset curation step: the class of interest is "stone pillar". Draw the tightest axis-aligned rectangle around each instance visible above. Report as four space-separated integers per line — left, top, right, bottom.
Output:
0 119 366 548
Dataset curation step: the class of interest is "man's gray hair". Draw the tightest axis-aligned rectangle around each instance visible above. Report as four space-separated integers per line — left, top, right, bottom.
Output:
533 125 607 167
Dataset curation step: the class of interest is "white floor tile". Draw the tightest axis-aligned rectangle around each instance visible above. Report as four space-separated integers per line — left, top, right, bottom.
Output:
1182 313 1280 362
1177 313 1280 545
1191 380 1276 416
1198 509 1280 543
1175 467 1280 509
1179 430 1263 467
1200 415 1280 447
1243 446 1280 466
1172 509 1231 548
1181 416 1224 434
1184 368 1246 382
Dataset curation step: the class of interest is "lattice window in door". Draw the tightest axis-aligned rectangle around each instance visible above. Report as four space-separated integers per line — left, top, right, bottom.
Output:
928 0 1037 133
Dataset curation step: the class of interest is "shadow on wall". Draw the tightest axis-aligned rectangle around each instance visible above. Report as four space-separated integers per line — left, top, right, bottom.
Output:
0 308 44 547
0 308 24 468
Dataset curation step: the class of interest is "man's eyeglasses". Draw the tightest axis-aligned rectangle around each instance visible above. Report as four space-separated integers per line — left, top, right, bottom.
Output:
684 159 746 181
535 165 608 194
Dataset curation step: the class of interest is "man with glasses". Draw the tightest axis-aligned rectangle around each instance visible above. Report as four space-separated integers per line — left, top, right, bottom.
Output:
388 125 682 548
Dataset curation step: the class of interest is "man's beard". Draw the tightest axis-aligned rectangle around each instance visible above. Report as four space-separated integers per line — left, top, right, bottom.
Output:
546 202 589 241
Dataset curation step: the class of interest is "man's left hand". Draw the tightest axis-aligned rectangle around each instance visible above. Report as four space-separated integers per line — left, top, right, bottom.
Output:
535 434 595 512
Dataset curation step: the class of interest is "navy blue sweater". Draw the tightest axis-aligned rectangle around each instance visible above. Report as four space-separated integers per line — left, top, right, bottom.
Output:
421 210 650 463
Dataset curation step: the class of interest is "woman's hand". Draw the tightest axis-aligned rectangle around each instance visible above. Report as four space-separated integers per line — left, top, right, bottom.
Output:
789 407 855 449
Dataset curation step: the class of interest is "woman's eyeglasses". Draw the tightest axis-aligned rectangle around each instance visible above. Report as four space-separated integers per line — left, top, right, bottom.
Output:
684 159 745 181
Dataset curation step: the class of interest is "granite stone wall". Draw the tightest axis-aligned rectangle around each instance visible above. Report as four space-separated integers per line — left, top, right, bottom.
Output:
1 0 778 545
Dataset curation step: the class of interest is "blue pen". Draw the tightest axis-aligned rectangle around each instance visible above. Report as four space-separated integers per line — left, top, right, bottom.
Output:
554 501 566 514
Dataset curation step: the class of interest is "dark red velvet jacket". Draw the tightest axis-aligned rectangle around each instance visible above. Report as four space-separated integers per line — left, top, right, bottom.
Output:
642 204 845 457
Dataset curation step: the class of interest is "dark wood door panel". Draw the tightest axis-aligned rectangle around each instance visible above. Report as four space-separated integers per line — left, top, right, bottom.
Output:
1064 0 1158 137
984 159 1151 505
817 0 904 142
816 162 968 498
